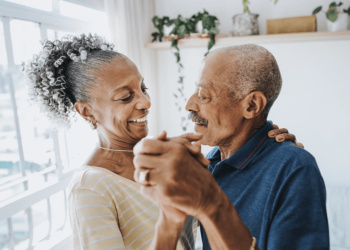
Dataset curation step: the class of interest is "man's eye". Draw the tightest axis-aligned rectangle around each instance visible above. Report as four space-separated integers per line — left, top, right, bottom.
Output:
198 96 206 100
142 87 148 94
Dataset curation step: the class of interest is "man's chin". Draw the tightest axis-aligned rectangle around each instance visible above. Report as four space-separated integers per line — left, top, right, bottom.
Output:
194 123 207 133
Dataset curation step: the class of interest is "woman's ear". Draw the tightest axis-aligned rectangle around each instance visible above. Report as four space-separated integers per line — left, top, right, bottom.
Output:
75 101 96 123
242 91 267 119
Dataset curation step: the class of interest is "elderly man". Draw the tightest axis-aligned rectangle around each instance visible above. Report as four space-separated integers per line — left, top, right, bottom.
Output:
134 44 329 250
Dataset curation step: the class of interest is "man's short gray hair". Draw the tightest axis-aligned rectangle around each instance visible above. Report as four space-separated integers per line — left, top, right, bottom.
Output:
214 44 282 118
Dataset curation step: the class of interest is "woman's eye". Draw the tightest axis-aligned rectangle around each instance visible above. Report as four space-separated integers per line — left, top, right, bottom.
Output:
198 96 206 100
120 94 133 102
142 87 148 94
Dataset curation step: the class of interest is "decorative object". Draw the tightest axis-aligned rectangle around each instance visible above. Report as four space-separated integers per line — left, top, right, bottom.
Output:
151 16 171 42
232 0 259 36
266 16 317 34
313 2 350 32
150 10 219 131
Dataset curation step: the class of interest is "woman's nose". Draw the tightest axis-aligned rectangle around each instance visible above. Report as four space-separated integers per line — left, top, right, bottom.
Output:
135 92 151 110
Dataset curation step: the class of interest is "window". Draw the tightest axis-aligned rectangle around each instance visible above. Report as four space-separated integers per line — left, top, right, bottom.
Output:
0 1 108 248
5 0 52 11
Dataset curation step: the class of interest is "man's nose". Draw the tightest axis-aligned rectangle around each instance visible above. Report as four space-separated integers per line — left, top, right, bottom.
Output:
185 93 199 112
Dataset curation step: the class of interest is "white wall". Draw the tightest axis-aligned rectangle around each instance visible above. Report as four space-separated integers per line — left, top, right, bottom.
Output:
154 0 350 34
153 0 350 187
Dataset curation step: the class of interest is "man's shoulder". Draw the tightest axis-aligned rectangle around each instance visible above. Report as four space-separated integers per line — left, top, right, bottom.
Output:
263 140 321 176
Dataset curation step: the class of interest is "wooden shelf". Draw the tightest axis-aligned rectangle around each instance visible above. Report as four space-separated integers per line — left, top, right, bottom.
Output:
145 31 350 50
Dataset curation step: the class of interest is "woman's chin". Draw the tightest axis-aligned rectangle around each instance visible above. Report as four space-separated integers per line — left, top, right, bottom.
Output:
131 124 148 139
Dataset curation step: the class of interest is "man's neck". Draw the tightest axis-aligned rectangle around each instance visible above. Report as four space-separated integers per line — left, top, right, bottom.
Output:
219 119 266 161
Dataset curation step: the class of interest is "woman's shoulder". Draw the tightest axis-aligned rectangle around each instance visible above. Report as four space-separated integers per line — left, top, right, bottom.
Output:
67 165 128 197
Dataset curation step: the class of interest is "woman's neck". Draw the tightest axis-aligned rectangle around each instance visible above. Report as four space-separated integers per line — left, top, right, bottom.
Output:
86 132 139 182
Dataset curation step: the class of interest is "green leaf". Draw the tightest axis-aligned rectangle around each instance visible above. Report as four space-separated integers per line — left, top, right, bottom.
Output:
151 32 159 42
329 2 337 7
344 7 350 15
208 40 214 50
312 6 322 15
177 24 187 39
208 27 219 34
326 7 338 22
338 2 343 6
174 52 180 63
171 37 179 51
204 51 209 56
274 0 278 4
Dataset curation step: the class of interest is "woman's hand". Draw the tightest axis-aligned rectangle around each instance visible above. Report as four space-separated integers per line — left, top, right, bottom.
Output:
268 124 304 148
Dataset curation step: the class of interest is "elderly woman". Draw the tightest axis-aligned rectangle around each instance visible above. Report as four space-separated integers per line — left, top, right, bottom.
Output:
23 34 299 250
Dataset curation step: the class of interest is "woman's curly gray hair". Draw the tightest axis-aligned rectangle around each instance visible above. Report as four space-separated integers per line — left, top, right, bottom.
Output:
22 34 124 129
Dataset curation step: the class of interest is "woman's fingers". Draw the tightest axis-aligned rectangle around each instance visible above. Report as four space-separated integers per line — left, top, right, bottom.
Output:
268 128 289 138
276 133 296 143
272 124 279 129
295 142 304 148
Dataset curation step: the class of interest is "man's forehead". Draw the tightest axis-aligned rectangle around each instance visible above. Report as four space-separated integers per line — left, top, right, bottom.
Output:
197 55 236 90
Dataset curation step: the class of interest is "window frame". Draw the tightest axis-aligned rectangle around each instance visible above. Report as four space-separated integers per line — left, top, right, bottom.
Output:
0 0 106 248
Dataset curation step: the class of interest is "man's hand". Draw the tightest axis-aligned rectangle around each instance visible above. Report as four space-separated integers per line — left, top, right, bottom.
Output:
133 133 254 249
269 124 304 148
133 135 220 218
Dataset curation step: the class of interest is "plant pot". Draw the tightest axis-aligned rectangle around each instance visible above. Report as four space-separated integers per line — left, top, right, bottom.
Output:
232 13 259 36
327 13 349 32
164 24 175 37
196 21 203 33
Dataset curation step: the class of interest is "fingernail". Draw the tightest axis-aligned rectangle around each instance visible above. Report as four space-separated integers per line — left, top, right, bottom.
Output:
269 132 275 137
276 135 283 141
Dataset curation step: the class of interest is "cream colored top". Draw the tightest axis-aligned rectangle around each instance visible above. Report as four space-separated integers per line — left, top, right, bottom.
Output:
68 165 197 250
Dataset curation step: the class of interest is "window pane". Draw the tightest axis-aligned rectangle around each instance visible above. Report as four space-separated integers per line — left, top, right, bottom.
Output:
47 29 79 40
10 19 41 65
59 1 106 23
0 21 24 198
5 0 52 11
1 19 57 199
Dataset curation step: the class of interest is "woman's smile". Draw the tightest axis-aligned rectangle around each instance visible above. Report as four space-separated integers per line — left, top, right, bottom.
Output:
128 115 148 126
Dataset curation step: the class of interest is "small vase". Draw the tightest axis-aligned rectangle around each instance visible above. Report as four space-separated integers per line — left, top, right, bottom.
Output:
232 13 259 36
327 13 349 32
196 21 203 33
164 24 175 37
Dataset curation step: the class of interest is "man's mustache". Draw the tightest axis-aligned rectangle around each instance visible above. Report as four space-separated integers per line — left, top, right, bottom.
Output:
188 111 208 127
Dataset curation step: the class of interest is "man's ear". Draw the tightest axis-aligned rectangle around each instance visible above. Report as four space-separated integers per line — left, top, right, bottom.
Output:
75 101 96 123
242 91 267 119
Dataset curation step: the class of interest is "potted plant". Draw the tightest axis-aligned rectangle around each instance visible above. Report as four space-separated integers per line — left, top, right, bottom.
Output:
313 2 350 32
151 16 172 42
232 0 259 36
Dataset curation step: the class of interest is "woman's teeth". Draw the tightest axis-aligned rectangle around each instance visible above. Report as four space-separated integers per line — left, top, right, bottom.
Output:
129 116 148 123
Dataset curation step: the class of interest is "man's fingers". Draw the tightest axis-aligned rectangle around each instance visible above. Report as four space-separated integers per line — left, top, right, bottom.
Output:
268 128 288 138
194 154 210 168
134 168 162 186
170 137 201 155
133 154 165 170
155 131 167 141
276 133 296 143
134 139 170 155
179 133 203 142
